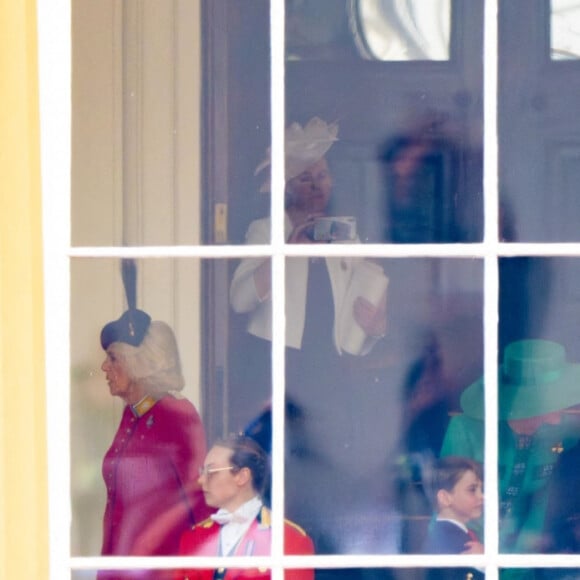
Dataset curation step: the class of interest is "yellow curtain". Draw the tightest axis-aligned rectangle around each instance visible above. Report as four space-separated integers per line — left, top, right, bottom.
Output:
0 0 49 578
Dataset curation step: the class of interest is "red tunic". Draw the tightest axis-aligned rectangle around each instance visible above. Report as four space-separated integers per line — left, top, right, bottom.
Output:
176 507 314 580
98 394 211 580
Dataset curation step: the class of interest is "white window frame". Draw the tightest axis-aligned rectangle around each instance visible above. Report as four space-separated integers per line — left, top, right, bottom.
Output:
38 0 580 578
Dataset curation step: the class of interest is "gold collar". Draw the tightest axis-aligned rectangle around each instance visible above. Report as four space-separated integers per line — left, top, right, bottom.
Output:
131 395 158 417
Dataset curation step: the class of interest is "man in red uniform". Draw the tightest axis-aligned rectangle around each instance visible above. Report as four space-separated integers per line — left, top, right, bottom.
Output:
176 435 314 580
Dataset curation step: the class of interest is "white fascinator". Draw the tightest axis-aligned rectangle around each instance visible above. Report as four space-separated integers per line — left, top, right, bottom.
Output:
255 116 339 193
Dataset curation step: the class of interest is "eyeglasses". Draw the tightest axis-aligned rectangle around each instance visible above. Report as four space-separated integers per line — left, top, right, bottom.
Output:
198 465 234 477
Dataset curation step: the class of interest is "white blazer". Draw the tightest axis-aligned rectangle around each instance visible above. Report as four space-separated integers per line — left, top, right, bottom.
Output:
230 215 382 355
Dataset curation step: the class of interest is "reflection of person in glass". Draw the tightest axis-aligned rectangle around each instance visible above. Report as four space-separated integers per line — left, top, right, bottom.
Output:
176 434 314 580
230 117 393 556
98 261 209 579
378 116 469 243
440 340 580 562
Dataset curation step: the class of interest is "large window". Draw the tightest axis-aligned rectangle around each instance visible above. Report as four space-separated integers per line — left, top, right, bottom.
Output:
41 1 580 579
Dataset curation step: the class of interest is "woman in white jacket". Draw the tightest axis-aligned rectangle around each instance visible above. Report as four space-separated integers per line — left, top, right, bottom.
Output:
230 118 386 353
229 118 396 556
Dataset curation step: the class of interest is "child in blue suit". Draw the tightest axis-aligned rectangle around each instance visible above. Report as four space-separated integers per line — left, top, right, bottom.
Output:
422 456 484 580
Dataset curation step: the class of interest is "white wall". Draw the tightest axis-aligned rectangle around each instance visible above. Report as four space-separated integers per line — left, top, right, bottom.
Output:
70 0 203 557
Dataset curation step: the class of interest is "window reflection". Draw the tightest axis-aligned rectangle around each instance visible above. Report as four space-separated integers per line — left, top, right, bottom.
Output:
230 240 484 555
244 114 483 245
286 0 452 61
286 0 357 60
552 0 580 59
377 114 476 243
351 0 451 61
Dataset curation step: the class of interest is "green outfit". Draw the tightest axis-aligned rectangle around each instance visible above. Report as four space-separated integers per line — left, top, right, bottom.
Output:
441 413 579 553
440 340 580 580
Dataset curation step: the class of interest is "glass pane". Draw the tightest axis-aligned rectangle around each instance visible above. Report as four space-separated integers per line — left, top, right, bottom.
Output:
205 0 272 245
351 0 452 62
500 1 580 241
71 257 270 562
498 257 580 556
285 1 484 243
72 1 482 247
71 0 271 246
552 0 580 59
231 255 484 554
286 0 452 62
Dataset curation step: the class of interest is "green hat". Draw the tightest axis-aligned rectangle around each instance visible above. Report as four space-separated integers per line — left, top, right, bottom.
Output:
460 339 580 420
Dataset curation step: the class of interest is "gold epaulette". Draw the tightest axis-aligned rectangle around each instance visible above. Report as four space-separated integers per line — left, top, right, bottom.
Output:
284 518 309 537
197 516 216 529
259 506 271 527
258 507 308 536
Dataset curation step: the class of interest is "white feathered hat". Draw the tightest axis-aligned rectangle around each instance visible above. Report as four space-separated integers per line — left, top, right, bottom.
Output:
254 116 339 193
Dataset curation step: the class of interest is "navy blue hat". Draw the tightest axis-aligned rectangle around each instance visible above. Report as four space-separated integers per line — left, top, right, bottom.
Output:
100 259 151 350
100 309 151 350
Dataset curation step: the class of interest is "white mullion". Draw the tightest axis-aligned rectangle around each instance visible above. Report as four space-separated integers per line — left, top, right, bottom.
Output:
37 1 72 579
483 0 500 578
70 553 490 571
483 253 500 579
270 0 286 579
69 552 580 571
68 241 580 260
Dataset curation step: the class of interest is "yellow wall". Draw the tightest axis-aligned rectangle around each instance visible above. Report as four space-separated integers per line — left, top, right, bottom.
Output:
0 0 49 578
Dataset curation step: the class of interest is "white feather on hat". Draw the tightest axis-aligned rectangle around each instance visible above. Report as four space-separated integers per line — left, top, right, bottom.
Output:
254 116 339 193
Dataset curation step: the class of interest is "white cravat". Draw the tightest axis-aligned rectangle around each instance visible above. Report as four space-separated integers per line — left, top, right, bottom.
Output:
211 496 262 556
436 517 469 534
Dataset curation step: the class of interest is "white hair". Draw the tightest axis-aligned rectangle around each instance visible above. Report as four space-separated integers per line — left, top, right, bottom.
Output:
109 320 185 395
